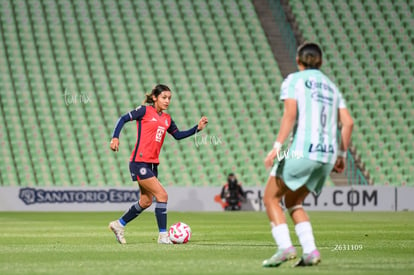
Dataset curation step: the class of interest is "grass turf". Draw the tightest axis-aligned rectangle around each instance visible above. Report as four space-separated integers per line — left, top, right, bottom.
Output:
0 211 413 274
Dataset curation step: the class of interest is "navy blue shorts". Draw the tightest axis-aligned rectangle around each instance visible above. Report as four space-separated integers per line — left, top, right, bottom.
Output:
129 162 158 181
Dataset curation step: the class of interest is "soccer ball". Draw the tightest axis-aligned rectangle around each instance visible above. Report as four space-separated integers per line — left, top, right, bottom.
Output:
169 222 192 244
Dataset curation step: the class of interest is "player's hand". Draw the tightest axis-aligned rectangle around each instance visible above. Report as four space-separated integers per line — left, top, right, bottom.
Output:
333 157 346 173
197 116 208 131
110 138 119 152
264 148 279 170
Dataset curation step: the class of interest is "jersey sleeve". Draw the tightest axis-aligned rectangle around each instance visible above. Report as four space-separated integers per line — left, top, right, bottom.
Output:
168 119 198 140
280 73 298 101
112 106 146 138
337 91 347 109
128 105 146 120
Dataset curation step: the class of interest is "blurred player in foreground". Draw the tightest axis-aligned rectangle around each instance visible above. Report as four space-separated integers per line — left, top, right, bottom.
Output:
262 42 353 267
109 84 208 244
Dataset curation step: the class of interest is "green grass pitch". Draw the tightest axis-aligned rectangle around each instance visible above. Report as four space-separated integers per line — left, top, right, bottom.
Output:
1 211 413 274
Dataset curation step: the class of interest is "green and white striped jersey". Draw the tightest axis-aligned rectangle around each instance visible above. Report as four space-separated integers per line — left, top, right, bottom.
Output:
280 69 346 164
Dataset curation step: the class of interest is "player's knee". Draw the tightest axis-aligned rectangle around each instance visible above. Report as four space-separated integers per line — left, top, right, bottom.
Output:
263 193 281 208
263 195 271 207
263 179 284 207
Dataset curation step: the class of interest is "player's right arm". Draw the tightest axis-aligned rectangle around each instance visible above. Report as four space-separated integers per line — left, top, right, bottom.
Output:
110 106 146 152
264 98 297 169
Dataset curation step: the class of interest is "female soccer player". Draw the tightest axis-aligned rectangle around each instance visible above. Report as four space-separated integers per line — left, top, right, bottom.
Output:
262 43 353 267
108 84 208 244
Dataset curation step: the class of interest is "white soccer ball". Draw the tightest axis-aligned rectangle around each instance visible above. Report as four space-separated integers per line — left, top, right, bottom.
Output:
169 222 192 244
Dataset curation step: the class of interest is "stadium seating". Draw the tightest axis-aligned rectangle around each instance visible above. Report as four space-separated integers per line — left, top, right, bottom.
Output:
0 0 283 187
1 0 411 188
288 0 413 186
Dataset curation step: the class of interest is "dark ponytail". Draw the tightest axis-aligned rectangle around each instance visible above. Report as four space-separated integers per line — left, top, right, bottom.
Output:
143 84 171 105
297 42 322 69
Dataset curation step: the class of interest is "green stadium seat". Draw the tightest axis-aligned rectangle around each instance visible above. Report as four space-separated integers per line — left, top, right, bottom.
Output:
291 0 413 186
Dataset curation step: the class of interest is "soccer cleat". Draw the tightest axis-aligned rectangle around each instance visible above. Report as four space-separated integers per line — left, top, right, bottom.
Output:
109 220 126 244
293 249 321 267
158 232 173 244
262 246 297 268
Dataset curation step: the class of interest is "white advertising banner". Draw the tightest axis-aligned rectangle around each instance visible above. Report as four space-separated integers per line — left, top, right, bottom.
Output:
302 186 396 211
396 187 414 211
0 186 412 212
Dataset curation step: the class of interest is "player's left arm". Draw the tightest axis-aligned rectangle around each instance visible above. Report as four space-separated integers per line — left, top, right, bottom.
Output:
333 107 354 173
168 116 208 140
264 99 297 169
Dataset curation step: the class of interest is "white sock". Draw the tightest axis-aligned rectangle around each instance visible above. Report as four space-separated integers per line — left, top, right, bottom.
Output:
295 221 316 254
271 223 292 249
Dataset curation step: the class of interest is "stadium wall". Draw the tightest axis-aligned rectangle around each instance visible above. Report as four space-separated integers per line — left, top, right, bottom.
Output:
0 186 413 212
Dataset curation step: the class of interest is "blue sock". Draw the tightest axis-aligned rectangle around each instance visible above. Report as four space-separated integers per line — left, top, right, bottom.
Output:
155 202 168 232
120 202 144 226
